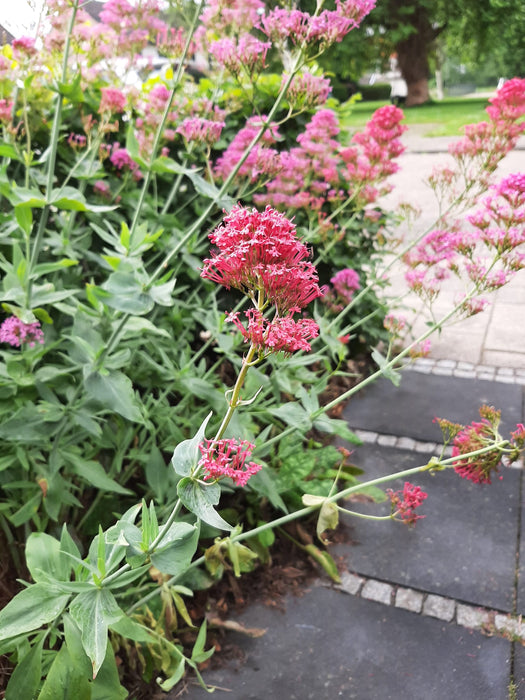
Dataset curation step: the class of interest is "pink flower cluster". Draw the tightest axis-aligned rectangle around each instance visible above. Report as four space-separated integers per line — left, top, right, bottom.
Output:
199 0 265 33
438 78 525 192
176 117 225 146
156 26 187 59
286 72 332 111
341 105 407 202
0 99 13 124
331 268 361 301
202 205 321 311
99 87 127 115
322 268 360 313
201 206 321 355
209 35 271 76
260 0 376 49
198 438 262 487
226 309 319 355
449 406 502 484
68 133 87 150
405 171 525 305
0 316 44 348
99 0 166 55
215 116 282 183
386 482 427 526
256 106 405 216
12 36 37 59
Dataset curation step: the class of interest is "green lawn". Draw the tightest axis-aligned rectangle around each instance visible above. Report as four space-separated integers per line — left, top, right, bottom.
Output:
341 96 494 137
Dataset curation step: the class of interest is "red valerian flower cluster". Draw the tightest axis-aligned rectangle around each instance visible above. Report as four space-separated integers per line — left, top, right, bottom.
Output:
435 406 525 485
226 309 319 355
201 205 322 355
0 316 44 348
198 438 262 487
404 170 525 309
386 482 428 526
451 406 503 484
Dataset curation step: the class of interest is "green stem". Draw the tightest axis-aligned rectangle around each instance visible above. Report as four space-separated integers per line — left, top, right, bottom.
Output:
25 0 79 308
128 0 205 240
125 437 510 613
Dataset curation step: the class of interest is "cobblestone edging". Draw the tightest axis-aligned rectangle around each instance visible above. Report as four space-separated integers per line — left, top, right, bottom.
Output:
405 358 525 385
330 572 525 643
352 426 523 469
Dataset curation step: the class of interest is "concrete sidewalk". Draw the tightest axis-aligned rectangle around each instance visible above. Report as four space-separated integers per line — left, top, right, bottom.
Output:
381 127 525 369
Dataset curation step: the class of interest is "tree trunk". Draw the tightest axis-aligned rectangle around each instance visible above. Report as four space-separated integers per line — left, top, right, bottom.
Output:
391 3 442 106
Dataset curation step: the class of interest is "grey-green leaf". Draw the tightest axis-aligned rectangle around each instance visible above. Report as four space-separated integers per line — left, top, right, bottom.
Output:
177 478 232 531
0 583 70 641
70 588 123 678
171 412 212 476
84 370 143 423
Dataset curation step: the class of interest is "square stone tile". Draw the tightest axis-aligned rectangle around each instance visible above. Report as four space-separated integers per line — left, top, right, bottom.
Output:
343 372 523 442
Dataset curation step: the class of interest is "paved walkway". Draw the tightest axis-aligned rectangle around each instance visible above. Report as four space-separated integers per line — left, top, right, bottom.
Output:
382 126 525 369
177 127 525 699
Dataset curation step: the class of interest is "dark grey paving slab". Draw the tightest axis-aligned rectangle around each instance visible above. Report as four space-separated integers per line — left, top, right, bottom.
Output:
333 443 521 612
343 372 523 442
181 586 511 700
511 643 525 698
515 477 525 612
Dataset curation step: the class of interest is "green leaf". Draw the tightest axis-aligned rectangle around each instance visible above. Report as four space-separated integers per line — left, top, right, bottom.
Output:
171 412 212 477
67 454 133 495
371 349 401 387
0 404 54 442
304 544 341 583
0 143 22 161
26 532 72 583
99 271 154 315
109 615 155 643
318 501 339 542
121 316 171 339
177 478 233 532
32 259 78 278
150 522 200 576
312 415 362 444
5 635 43 700
0 583 70 641
268 402 312 431
84 369 143 423
11 186 46 209
70 588 123 679
8 492 42 527
91 642 128 700
149 278 176 306
191 620 214 664
55 74 84 102
150 156 193 175
37 644 91 700
49 186 87 211
125 123 140 160
15 206 33 235
157 656 186 692
63 614 91 678
187 171 234 208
